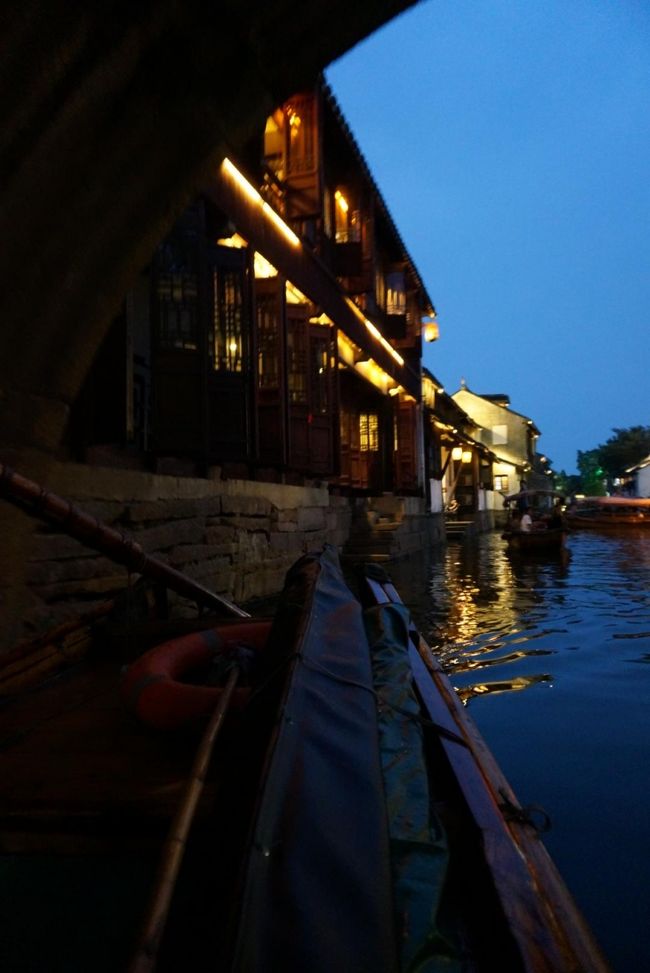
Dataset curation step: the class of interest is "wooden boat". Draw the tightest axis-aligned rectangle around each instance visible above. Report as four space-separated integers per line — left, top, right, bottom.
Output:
502 489 569 555
0 471 610 972
502 525 568 554
566 495 650 529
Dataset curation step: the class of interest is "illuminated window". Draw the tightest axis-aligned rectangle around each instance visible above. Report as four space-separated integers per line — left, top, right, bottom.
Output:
494 475 509 492
493 424 508 445
264 109 285 179
386 270 406 315
263 98 315 181
359 413 379 452
334 188 361 243
285 99 314 174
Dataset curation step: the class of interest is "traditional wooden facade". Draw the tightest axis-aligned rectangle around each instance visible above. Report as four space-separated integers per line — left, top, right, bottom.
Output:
67 80 434 498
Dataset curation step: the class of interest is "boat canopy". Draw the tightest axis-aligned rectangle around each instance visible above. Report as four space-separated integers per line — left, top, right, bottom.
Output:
504 489 565 507
573 496 650 507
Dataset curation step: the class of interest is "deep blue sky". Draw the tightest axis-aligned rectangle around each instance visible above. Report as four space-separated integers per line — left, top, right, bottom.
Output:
327 0 650 474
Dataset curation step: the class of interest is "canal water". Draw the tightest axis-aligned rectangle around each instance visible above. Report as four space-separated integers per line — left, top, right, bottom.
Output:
388 528 650 973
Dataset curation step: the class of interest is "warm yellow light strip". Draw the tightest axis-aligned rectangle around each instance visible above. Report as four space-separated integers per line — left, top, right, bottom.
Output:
344 298 405 366
222 158 300 247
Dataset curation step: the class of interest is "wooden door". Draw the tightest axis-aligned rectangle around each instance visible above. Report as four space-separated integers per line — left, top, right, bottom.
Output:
286 309 336 476
394 398 418 492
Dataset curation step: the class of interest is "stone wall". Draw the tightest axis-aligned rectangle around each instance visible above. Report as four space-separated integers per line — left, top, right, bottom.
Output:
3 462 352 656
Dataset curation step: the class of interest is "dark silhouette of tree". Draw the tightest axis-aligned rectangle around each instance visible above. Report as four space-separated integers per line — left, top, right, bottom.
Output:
597 426 650 479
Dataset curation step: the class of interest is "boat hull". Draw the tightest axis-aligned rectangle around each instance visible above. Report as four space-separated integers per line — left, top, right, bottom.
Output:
502 527 568 553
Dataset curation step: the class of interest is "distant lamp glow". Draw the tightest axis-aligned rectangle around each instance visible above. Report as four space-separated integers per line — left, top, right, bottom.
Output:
452 447 463 461
461 450 472 464
423 318 439 343
229 340 238 354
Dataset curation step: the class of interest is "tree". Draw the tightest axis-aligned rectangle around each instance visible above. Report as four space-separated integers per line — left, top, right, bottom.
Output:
577 449 606 496
597 426 650 479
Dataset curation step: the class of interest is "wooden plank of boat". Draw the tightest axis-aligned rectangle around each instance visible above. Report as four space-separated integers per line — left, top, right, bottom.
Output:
359 564 610 973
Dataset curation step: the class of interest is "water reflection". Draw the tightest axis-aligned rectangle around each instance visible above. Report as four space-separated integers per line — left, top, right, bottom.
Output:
457 672 552 703
400 535 572 702
387 528 650 972
387 529 650 694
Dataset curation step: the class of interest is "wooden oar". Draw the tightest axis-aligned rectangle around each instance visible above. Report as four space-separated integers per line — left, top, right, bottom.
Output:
128 666 240 973
0 463 249 618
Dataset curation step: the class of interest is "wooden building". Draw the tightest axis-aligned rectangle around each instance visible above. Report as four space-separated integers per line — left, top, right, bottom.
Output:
451 383 548 520
422 370 497 523
67 80 434 499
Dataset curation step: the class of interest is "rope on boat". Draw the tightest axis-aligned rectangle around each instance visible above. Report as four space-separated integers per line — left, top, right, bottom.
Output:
498 789 552 834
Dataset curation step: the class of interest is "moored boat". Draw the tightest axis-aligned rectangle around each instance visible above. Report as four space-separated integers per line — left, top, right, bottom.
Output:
566 495 650 529
0 472 610 972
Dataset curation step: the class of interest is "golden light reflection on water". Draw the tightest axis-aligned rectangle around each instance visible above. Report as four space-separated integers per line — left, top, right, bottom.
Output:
421 540 560 703
456 673 552 703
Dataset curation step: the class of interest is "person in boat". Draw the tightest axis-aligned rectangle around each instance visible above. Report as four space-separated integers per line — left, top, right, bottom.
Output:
519 505 533 532
548 500 565 529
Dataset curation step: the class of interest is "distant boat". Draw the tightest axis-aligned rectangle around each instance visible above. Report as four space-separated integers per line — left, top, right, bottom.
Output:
566 495 650 529
502 489 569 555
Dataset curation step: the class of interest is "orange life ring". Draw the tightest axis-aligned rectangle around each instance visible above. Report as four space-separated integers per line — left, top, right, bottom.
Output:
121 618 272 730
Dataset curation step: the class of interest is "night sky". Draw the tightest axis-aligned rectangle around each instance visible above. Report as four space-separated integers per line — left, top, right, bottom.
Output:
327 0 650 473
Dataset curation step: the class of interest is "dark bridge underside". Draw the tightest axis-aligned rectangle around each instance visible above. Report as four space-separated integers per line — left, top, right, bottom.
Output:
0 0 418 644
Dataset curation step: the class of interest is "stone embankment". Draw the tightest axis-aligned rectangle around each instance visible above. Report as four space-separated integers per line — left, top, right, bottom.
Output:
4 463 351 656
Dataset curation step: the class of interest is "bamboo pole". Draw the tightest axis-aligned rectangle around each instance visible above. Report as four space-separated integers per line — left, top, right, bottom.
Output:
0 463 249 618
128 666 240 973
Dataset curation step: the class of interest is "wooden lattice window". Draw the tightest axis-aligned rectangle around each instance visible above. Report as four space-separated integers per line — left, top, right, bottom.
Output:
157 271 198 351
257 294 280 390
212 268 244 372
310 335 329 415
360 413 379 452
288 322 307 403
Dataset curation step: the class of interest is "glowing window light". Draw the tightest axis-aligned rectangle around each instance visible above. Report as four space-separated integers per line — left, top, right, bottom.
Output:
335 189 349 213
462 450 472 464
452 447 463 461
221 158 300 247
